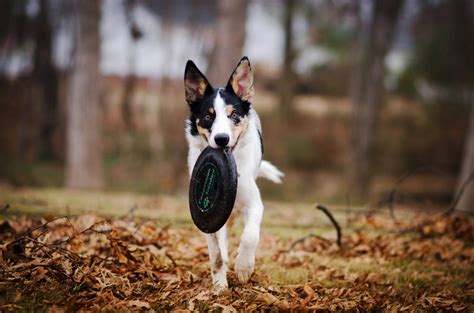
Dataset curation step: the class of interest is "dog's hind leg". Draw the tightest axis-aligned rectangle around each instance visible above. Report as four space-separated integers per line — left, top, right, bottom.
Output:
205 225 228 294
235 179 263 283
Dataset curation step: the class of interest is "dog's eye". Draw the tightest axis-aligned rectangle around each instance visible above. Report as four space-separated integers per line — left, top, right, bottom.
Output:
204 114 212 121
230 111 239 120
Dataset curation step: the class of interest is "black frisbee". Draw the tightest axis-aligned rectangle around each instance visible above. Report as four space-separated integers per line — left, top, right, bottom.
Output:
189 146 238 233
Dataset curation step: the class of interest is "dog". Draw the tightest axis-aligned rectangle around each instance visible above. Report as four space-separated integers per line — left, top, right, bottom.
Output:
184 56 283 294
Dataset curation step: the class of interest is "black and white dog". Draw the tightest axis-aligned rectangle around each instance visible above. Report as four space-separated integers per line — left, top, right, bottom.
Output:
184 57 283 293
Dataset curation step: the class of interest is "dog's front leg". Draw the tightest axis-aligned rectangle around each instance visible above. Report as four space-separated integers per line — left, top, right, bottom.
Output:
235 179 263 283
205 225 228 294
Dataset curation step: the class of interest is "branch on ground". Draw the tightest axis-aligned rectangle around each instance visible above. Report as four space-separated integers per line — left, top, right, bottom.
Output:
316 204 342 247
377 165 449 222
1 203 10 214
288 203 342 251
399 172 474 235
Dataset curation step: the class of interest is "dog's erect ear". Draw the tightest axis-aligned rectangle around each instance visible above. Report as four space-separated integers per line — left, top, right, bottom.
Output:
184 60 213 105
226 57 254 103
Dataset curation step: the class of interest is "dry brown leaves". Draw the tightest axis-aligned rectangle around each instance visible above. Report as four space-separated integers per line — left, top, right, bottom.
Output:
0 213 473 312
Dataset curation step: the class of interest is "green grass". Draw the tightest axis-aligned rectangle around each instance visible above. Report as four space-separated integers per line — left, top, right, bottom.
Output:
0 161 64 187
0 187 189 221
266 267 311 285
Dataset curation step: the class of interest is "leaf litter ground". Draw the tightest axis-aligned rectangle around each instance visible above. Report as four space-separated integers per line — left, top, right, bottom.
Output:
0 190 473 312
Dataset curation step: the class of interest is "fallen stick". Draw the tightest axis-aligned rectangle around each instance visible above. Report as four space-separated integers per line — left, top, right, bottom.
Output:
316 204 342 248
288 234 332 250
1 203 10 214
398 172 474 235
288 204 342 251
381 165 449 221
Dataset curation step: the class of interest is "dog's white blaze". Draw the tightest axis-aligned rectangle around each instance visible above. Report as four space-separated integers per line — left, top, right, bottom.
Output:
209 91 232 148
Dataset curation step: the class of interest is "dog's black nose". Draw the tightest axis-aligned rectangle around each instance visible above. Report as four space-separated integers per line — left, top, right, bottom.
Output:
214 133 230 147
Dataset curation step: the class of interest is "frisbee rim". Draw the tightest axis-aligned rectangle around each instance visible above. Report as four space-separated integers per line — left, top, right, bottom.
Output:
189 147 237 233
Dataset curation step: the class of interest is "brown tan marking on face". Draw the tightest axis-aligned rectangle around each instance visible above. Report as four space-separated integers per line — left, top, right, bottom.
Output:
231 116 249 146
197 125 210 141
225 105 234 115
196 118 210 141
208 107 214 114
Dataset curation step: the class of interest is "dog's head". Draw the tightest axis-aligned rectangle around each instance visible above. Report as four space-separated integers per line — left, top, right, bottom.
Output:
184 57 254 149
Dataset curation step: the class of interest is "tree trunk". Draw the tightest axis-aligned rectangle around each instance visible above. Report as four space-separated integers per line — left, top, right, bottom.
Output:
456 101 474 212
34 0 58 160
349 0 404 201
279 0 296 116
65 0 103 189
207 0 248 86
121 0 142 131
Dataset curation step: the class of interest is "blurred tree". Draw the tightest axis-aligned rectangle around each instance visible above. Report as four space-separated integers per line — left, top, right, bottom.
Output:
0 0 31 53
0 0 39 162
410 0 474 92
408 0 474 211
65 0 103 189
457 103 474 212
34 0 58 160
450 0 474 213
207 0 248 85
279 0 296 116
349 0 404 200
121 0 143 131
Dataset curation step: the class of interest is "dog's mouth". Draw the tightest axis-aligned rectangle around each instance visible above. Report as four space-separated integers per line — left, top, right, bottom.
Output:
231 133 242 151
205 133 242 151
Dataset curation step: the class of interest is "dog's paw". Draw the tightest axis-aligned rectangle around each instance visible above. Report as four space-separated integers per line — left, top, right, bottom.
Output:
235 254 254 283
211 266 228 295
212 281 228 296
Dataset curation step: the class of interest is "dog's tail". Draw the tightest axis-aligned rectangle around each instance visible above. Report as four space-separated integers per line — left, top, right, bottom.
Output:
258 160 284 184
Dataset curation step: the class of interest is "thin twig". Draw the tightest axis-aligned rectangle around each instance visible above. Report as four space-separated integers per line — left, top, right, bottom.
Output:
65 216 79 237
1 203 10 214
316 204 342 247
345 193 351 228
22 236 82 263
398 172 474 234
288 234 332 250
165 252 177 267
12 216 72 243
288 203 343 251
123 204 137 219
56 220 111 246
6 217 111 276
380 165 449 221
